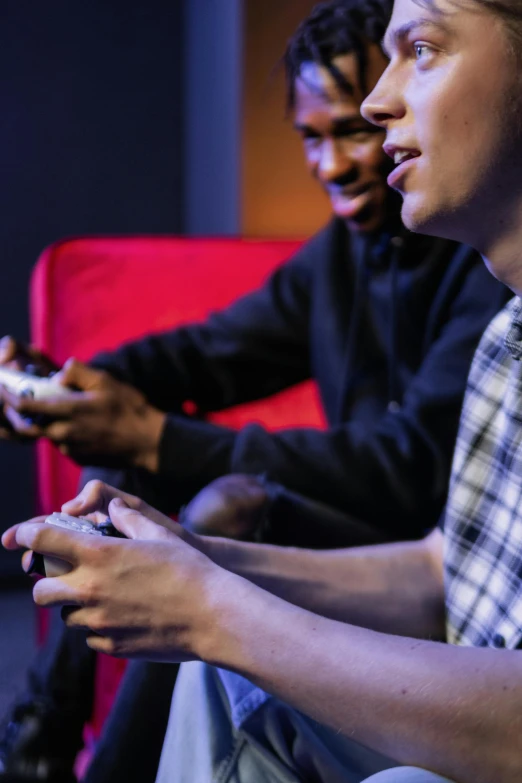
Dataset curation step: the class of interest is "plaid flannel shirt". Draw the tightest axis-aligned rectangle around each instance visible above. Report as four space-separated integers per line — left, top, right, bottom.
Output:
444 297 522 648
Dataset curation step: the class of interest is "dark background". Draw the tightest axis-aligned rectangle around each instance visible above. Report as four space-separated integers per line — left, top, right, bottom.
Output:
0 0 242 575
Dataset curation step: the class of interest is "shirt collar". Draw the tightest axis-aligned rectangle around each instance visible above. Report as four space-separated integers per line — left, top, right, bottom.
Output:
504 297 522 360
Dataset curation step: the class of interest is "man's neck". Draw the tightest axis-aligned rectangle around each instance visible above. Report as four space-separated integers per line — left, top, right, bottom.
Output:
477 197 522 296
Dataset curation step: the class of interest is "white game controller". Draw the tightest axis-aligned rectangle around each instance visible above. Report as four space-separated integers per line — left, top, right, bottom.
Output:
0 366 71 401
28 512 125 577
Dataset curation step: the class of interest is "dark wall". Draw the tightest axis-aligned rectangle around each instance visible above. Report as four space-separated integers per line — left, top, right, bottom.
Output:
184 0 242 235
0 0 185 574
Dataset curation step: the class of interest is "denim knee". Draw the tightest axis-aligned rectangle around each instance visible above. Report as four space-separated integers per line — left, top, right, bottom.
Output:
363 768 456 783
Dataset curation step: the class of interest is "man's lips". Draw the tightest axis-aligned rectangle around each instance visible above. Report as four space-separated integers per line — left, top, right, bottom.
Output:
387 157 419 189
328 183 371 200
328 185 375 219
383 143 421 163
383 143 421 189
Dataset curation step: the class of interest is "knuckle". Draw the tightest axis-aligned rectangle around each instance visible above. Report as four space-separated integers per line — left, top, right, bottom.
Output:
85 479 107 496
133 496 148 513
28 527 47 552
78 576 101 605
94 539 113 560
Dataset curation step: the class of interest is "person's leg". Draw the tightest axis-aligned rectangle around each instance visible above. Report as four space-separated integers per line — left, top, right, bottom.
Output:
362 770 456 782
83 660 179 783
156 662 398 783
156 662 243 783
25 611 94 726
0 611 93 782
157 662 315 783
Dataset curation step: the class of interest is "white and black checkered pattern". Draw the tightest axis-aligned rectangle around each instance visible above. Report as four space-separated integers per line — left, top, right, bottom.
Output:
444 297 522 648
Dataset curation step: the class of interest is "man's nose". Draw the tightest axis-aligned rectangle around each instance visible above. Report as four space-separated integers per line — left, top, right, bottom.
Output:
318 139 356 183
361 66 404 128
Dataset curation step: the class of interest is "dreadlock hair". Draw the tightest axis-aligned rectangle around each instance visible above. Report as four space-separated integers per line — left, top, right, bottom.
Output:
284 0 393 112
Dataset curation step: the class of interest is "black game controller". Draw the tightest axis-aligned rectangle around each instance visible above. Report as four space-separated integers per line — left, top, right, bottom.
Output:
28 512 125 578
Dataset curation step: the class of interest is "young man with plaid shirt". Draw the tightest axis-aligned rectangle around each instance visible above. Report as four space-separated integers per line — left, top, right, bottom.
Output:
5 0 522 779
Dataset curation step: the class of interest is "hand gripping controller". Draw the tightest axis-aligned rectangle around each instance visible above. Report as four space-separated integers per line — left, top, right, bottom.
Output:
28 512 125 578
0 367 71 401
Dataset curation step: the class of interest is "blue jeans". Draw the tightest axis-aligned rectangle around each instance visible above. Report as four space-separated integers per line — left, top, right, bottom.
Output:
156 663 456 783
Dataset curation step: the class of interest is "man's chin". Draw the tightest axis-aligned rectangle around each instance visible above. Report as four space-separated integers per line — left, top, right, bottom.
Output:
400 199 459 241
337 206 386 235
343 217 383 235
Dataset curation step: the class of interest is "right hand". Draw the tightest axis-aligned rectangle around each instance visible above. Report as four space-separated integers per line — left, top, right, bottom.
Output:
62 479 184 539
2 482 224 662
0 358 166 468
0 336 59 440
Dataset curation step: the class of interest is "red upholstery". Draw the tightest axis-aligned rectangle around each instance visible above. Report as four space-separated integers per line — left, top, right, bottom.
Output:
29 236 326 743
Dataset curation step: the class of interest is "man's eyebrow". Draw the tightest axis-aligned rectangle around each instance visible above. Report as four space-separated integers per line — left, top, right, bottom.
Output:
293 116 366 134
381 18 450 56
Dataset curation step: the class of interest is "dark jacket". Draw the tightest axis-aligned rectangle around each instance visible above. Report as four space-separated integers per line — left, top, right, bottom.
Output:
93 218 510 537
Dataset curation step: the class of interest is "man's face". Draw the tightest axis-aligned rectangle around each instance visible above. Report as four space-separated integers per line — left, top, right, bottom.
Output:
293 48 392 233
361 0 522 246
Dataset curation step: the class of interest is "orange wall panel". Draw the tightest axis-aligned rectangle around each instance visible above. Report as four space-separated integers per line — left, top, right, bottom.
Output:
242 0 331 237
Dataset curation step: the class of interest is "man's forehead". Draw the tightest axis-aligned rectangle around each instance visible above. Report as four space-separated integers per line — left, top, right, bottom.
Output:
297 57 357 100
293 72 362 123
295 47 388 107
382 0 457 55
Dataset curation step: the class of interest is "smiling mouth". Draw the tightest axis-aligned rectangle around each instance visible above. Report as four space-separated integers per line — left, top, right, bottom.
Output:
383 144 421 168
394 150 420 166
331 183 372 199
328 185 377 221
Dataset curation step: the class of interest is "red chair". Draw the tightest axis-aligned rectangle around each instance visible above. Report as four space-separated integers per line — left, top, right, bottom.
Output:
29 236 326 757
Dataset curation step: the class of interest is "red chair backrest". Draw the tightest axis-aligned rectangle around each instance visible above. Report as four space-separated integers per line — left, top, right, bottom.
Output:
30 236 326 740
30 236 326 515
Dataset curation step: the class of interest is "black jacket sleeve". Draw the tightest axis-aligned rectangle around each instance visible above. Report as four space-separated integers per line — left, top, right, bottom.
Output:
154 260 509 533
91 238 317 413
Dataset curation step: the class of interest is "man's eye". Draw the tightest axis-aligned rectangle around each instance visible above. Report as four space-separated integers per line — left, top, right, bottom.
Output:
413 43 431 60
347 129 374 140
337 127 381 143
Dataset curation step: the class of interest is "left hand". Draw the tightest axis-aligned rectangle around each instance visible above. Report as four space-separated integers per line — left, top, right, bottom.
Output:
1 488 227 662
61 478 182 534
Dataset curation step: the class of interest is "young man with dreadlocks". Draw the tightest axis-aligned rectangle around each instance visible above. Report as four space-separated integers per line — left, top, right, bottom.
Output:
0 1 509 782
